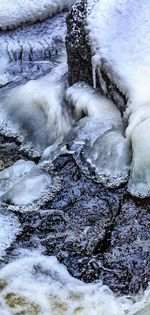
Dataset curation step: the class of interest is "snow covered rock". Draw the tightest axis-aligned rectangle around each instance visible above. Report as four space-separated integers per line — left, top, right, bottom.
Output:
66 0 150 197
0 0 75 31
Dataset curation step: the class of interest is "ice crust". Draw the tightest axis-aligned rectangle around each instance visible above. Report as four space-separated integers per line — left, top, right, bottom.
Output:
66 82 131 187
0 0 75 30
87 0 150 197
0 254 149 315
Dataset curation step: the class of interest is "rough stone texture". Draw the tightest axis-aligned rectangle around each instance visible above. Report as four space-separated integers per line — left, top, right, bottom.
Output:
0 134 35 170
4 154 150 295
66 0 93 86
66 0 127 114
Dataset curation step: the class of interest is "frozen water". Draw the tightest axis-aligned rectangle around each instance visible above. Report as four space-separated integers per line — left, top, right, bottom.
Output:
0 0 75 30
66 82 131 187
0 160 60 209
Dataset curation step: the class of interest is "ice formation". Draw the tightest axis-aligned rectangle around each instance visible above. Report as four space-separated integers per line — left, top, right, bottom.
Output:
0 254 149 315
0 60 72 155
0 0 75 30
0 159 60 208
0 12 67 86
87 0 150 197
66 82 131 187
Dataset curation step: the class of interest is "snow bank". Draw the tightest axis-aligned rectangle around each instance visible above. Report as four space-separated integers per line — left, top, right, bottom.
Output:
0 0 75 30
87 0 150 197
0 254 149 315
66 82 131 187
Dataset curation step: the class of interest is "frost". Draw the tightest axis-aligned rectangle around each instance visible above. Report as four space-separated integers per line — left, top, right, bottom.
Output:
66 82 131 187
0 0 75 30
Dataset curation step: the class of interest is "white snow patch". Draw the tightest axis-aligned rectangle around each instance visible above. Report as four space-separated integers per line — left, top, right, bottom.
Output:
0 0 75 30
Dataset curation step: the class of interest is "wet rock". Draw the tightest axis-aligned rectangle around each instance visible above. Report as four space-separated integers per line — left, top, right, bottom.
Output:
3 154 150 295
66 0 93 86
0 134 31 170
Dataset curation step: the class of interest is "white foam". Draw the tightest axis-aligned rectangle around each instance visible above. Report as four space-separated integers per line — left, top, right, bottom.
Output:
0 0 75 30
0 59 72 155
0 212 21 258
0 254 149 315
66 82 131 187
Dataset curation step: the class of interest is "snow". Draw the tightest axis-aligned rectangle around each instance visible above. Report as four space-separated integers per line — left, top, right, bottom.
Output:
66 82 131 187
0 0 75 30
88 0 150 197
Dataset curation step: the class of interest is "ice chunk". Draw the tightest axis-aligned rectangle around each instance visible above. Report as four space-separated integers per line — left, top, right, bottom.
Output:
0 211 21 258
0 159 35 197
0 0 75 30
0 160 60 208
0 254 149 315
66 82 131 187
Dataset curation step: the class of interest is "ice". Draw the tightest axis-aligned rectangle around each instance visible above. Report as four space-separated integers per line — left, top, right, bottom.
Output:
0 211 21 258
0 159 60 208
87 0 150 197
66 82 131 187
0 59 72 156
0 254 149 315
0 0 75 30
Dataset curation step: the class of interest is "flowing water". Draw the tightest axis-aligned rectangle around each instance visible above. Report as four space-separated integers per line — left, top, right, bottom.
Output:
0 3 149 315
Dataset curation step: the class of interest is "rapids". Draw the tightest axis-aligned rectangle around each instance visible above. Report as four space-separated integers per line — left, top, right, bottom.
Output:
0 1 149 315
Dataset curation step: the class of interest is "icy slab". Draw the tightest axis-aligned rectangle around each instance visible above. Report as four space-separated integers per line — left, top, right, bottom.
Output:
0 211 21 258
87 0 150 197
66 82 131 187
0 254 149 315
0 0 75 30
0 59 72 156
0 160 60 209
0 160 35 197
